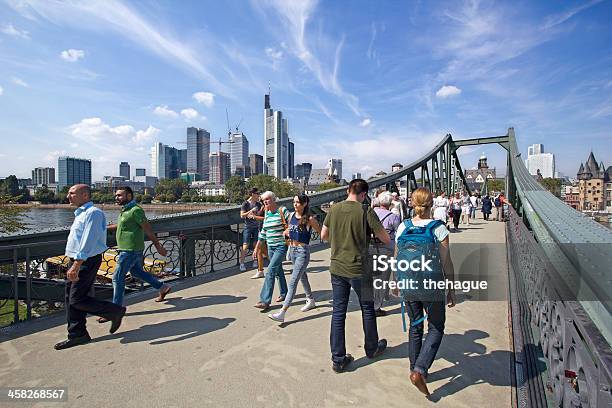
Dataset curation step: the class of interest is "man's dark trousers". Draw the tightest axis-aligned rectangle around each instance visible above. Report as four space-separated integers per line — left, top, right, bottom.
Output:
330 274 379 364
65 254 124 339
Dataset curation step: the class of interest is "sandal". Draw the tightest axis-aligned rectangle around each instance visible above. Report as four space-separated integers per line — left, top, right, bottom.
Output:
155 285 172 302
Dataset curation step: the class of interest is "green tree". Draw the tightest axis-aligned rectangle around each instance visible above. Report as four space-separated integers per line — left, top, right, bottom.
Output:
540 178 561 198
0 204 27 233
136 194 153 204
1 175 19 196
247 174 297 200
224 175 247 203
317 181 340 192
155 179 187 200
34 186 57 204
487 179 505 193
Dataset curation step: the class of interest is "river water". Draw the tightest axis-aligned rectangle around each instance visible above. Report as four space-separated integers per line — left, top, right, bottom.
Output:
15 207 193 232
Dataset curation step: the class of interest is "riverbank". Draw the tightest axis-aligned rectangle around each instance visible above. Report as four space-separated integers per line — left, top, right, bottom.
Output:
8 203 234 211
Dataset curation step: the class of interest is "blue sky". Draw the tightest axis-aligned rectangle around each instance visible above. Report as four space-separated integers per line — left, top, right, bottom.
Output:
0 0 611 181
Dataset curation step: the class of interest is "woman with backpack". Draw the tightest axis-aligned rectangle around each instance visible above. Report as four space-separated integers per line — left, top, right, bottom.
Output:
268 194 321 323
392 187 456 397
482 194 492 220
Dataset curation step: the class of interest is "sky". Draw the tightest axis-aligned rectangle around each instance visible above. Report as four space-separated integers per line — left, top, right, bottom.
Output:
0 0 611 181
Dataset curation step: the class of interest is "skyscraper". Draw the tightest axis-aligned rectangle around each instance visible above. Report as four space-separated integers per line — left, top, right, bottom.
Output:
209 152 231 184
229 131 249 174
294 162 312 183
119 161 130 179
264 93 292 179
288 141 295 179
249 154 264 176
186 127 210 181
58 157 91 189
151 142 187 179
525 143 555 179
32 167 55 186
327 158 342 181
135 168 146 177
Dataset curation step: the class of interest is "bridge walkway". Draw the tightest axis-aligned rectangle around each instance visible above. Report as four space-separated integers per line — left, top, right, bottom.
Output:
1 219 511 408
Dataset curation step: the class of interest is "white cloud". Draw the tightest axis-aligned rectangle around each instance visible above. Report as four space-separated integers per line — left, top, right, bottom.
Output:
192 92 215 107
541 0 604 30
60 49 85 62
359 118 372 127
153 105 178 118
1 23 30 39
436 85 462 99
0 85 3 96
181 108 199 120
11 77 29 87
133 125 160 143
265 47 283 60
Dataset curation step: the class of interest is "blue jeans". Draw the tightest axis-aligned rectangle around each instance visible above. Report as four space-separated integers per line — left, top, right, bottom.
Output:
112 250 163 306
259 245 288 304
283 246 313 309
330 274 379 364
404 300 446 378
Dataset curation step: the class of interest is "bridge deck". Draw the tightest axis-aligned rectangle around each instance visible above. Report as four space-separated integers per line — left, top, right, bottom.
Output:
1 219 511 407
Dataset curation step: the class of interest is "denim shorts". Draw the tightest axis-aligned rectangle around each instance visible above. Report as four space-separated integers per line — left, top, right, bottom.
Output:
242 226 259 248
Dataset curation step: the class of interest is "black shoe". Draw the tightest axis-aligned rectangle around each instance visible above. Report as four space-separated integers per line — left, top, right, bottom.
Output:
367 339 387 358
109 307 126 334
375 308 387 317
54 334 91 350
332 354 354 373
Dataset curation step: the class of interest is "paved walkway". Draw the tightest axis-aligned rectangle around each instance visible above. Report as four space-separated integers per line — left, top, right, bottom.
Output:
1 219 511 408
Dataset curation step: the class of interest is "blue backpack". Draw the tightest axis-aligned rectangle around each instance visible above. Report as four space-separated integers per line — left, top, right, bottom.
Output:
396 219 445 331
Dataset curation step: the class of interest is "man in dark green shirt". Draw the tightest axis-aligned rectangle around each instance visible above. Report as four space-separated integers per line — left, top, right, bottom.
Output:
321 179 390 373
102 187 170 320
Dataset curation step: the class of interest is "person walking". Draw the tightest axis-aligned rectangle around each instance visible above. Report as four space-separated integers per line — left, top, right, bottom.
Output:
239 188 265 278
371 191 401 317
469 193 478 220
268 194 320 323
393 187 456 396
482 194 492 221
54 184 126 350
321 179 390 373
494 193 502 221
450 192 462 232
433 191 449 227
461 191 471 225
102 187 170 320
253 191 289 311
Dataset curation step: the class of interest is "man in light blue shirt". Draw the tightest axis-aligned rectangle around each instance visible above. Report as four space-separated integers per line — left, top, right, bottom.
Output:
55 184 126 350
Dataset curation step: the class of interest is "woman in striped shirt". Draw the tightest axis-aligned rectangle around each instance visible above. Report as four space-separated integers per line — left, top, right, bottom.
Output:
253 191 289 311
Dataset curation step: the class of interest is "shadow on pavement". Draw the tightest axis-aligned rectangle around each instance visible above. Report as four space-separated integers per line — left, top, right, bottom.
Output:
95 316 235 345
126 294 246 317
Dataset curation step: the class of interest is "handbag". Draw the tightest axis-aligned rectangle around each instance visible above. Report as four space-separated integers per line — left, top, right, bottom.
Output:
279 206 290 246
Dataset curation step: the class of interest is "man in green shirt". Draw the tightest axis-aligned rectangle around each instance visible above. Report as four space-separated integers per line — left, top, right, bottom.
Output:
102 187 170 320
321 179 390 373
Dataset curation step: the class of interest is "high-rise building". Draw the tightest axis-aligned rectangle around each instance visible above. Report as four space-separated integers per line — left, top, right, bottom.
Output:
135 168 146 177
525 143 555 179
32 167 55 186
186 127 210 180
119 161 130 179
288 141 295 179
327 158 342 181
58 157 91 189
352 172 362 180
151 142 187 180
294 162 312 182
209 152 231 184
229 132 249 175
264 93 292 178
249 154 264 176
234 165 251 179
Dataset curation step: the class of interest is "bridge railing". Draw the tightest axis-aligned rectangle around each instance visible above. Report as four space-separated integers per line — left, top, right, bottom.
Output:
505 128 611 408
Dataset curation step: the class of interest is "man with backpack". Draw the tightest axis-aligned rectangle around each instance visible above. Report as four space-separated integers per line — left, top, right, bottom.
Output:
393 187 456 397
494 193 502 221
321 179 390 373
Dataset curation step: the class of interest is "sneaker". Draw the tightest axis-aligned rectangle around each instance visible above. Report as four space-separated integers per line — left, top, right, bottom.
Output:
240 263 247 272
375 308 387 317
366 339 387 359
332 354 354 373
250 271 264 279
301 298 316 312
268 311 285 322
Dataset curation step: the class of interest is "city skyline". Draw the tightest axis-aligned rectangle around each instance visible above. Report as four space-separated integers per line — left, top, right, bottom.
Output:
1 1 611 180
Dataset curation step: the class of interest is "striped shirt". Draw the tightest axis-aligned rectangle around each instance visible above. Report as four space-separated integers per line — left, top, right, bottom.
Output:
258 206 288 247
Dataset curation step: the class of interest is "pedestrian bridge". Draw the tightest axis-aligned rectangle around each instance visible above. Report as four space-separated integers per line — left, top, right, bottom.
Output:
2 221 511 408
1 128 611 407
